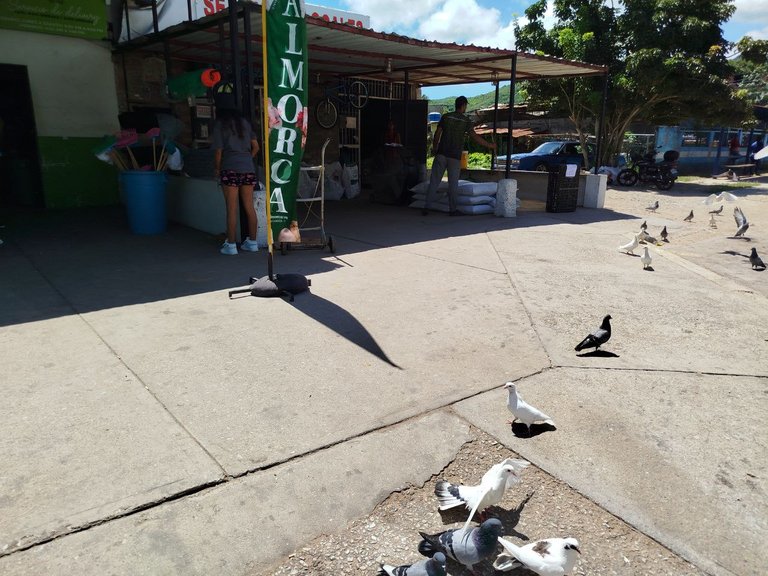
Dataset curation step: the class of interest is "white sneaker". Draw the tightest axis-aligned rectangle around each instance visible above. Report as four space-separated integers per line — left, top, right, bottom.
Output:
220 241 237 255
240 237 259 252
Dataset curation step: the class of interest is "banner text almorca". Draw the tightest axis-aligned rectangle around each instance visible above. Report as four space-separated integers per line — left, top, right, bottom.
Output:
262 0 309 244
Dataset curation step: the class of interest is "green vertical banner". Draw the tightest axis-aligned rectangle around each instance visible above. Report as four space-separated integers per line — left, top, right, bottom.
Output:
262 0 309 245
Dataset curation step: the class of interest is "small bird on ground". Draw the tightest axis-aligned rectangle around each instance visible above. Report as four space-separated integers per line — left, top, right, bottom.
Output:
493 537 582 575
435 458 530 525
618 233 640 254
505 382 555 436
750 247 766 270
646 200 659 211
684 210 694 222
709 213 718 228
574 315 612 352
709 204 724 215
660 226 669 242
418 518 503 574
734 206 749 238
638 230 657 244
379 552 447 576
640 220 647 231
641 246 652 270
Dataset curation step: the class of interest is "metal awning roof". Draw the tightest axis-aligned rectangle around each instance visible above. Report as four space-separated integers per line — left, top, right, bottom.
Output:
114 2 607 86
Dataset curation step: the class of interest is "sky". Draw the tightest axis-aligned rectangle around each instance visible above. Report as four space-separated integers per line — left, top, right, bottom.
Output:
312 0 768 99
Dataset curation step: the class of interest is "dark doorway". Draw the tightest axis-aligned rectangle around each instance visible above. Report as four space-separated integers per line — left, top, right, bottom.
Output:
0 64 44 215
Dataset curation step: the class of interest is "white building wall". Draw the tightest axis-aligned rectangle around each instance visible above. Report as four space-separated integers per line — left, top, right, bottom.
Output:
0 29 119 137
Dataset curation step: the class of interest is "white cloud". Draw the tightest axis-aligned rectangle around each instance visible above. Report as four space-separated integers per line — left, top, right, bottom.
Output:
732 0 768 23
341 0 443 32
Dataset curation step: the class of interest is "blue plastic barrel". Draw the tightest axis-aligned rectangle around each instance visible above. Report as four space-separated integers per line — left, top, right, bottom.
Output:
119 171 167 235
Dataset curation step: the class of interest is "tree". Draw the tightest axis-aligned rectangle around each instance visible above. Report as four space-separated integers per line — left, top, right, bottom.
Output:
732 37 768 107
514 0 752 166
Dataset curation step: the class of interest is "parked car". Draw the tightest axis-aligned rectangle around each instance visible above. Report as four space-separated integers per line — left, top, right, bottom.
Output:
496 140 595 171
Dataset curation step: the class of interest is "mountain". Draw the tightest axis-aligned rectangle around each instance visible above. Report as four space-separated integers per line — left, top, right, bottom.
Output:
427 84 521 110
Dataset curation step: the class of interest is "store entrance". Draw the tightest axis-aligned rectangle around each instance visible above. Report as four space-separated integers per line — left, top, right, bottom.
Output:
0 64 44 214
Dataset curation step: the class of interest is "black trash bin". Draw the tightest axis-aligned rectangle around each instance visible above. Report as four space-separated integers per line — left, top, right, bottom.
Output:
546 164 580 213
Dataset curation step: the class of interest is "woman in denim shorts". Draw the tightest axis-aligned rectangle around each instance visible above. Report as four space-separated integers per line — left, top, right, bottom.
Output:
212 107 260 255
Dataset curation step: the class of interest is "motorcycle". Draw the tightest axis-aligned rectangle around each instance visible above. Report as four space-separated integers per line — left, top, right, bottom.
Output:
617 149 679 190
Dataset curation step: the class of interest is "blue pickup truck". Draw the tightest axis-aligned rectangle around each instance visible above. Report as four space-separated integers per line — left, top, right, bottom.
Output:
496 140 595 171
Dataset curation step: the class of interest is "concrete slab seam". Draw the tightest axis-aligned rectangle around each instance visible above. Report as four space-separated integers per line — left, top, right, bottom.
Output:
554 363 768 379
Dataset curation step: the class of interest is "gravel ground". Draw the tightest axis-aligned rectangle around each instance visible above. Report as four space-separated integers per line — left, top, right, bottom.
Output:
257 424 706 576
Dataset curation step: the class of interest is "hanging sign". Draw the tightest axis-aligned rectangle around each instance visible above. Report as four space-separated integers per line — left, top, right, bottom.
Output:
0 0 105 39
262 0 309 244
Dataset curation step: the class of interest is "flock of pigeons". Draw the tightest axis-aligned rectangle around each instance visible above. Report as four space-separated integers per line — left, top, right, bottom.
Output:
618 193 766 271
379 320 614 576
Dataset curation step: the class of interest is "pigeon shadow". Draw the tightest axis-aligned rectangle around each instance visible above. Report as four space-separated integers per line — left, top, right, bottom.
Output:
495 491 534 541
511 421 557 438
622 253 640 258
643 266 655 272
576 349 620 358
721 250 749 258
727 236 752 241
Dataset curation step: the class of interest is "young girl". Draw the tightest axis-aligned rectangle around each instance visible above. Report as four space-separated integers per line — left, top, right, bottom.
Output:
212 107 260 255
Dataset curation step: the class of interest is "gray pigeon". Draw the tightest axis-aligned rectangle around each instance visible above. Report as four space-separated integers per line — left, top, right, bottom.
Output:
379 552 447 576
750 248 766 270
660 226 669 242
640 220 647 231
646 200 659 212
418 518 502 572
574 315 612 352
638 229 657 244
709 204 724 215
684 210 694 222
734 206 749 238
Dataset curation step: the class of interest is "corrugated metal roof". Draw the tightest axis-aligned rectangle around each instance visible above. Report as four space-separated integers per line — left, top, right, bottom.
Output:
114 4 607 86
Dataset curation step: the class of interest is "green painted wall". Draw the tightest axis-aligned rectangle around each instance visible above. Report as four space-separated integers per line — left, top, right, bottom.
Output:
38 137 119 209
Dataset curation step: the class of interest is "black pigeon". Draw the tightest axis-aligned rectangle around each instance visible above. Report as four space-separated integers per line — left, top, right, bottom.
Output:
660 226 669 242
418 518 502 572
709 204 724 215
640 220 647 231
683 210 694 222
750 248 766 270
379 552 447 576
574 315 612 352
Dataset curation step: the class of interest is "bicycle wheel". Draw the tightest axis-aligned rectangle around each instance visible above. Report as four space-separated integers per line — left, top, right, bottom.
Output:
315 98 338 129
347 80 368 109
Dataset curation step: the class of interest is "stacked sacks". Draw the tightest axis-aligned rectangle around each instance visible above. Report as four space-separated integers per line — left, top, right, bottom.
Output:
409 180 504 215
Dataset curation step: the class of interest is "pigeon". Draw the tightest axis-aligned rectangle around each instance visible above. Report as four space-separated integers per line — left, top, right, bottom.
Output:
646 200 659 211
435 458 530 525
378 552 447 576
640 220 647 231
638 229 657 244
709 213 717 228
709 204 724 215
734 206 749 238
750 247 766 270
418 518 503 573
660 226 669 242
574 314 612 352
618 233 640 254
641 246 652 270
493 537 581 575
505 382 555 435
683 210 694 222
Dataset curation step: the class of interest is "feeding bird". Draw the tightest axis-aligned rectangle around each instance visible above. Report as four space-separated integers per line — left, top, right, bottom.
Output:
709 213 718 228
641 246 652 270
418 518 503 574
378 552 447 576
660 226 669 242
646 200 659 212
750 247 765 270
638 229 657 244
683 210 694 222
709 204 724 215
574 314 612 352
640 220 647 231
618 233 640 254
435 458 530 526
733 206 749 238
493 537 582 576
505 382 555 436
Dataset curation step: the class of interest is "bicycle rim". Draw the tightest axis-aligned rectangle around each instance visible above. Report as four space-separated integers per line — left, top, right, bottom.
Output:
315 99 338 129
348 80 368 109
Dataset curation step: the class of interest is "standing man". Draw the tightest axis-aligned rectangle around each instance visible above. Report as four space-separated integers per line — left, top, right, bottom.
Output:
422 96 496 216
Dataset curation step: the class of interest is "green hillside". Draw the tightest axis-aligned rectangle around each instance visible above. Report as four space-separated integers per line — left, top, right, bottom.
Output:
427 84 521 110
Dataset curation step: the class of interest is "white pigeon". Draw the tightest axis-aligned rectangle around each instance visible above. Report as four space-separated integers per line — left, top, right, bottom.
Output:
494 537 582 575
641 246 652 270
646 200 659 211
435 458 530 528
618 233 640 254
709 213 718 228
504 382 554 434
733 206 749 238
